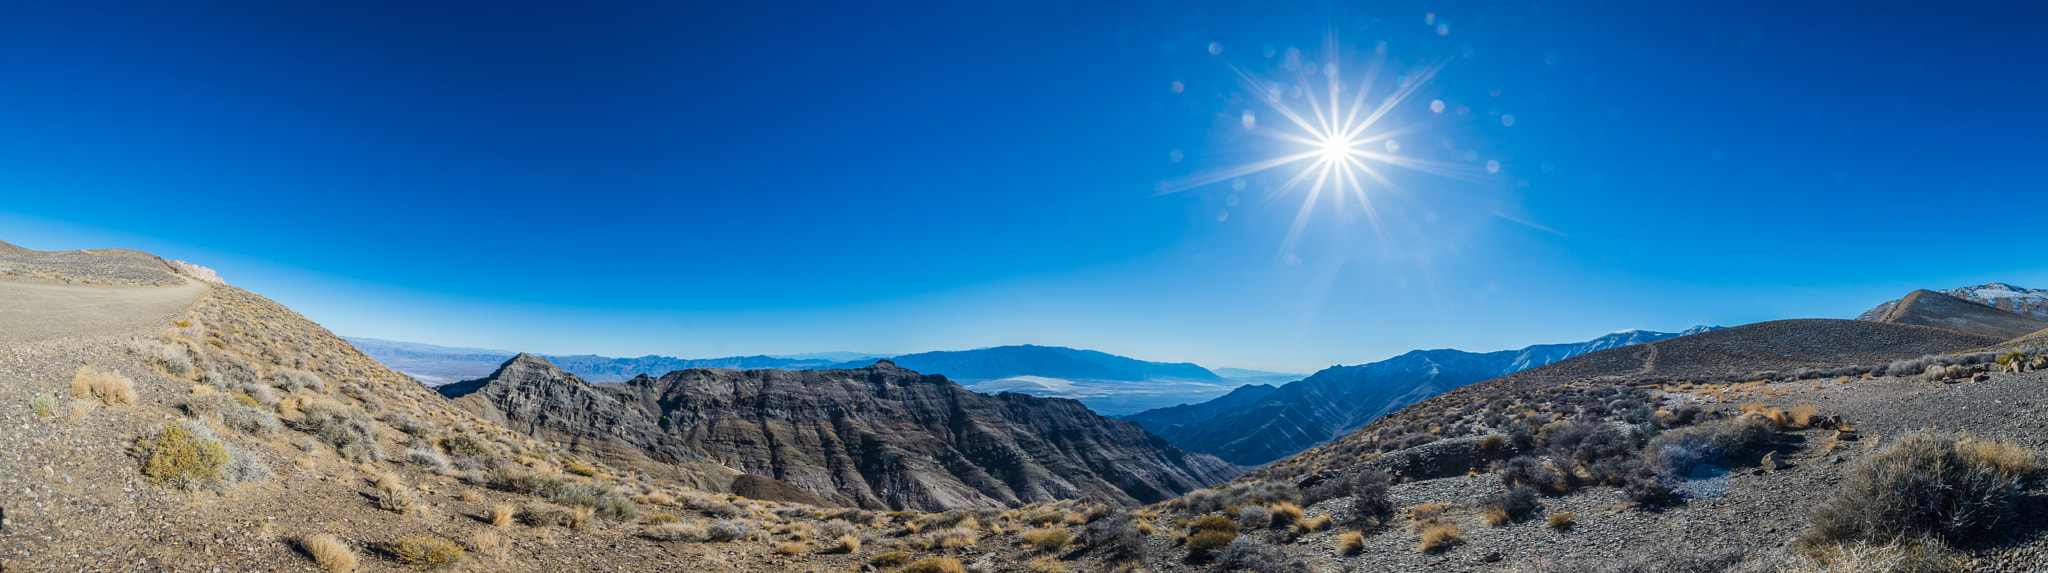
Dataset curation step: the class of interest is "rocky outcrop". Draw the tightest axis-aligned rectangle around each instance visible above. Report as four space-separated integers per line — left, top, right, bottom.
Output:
440 355 1239 511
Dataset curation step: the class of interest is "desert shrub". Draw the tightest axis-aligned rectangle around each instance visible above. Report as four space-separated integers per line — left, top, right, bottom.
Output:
29 394 55 418
1021 527 1071 551
1516 546 1753 573
300 533 358 573
134 339 195 377
1185 530 1236 559
1499 455 1574 494
816 520 857 540
1350 470 1394 524
138 421 270 489
295 402 382 462
1802 433 2030 546
1236 504 1273 528
1479 485 1539 525
72 366 137 406
708 519 753 542
404 447 452 473
1547 512 1574 529
900 557 965 573
387 536 464 569
184 393 281 436
1648 414 1775 466
869 551 912 567
438 433 497 458
1336 530 1365 554
1480 434 1508 453
1083 514 1146 561
1189 515 1237 535
271 369 327 393
1216 537 1311 573
643 521 707 541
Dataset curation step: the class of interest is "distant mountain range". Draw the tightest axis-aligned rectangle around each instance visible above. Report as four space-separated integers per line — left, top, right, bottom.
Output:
341 337 883 384
1123 327 1719 466
344 337 1295 415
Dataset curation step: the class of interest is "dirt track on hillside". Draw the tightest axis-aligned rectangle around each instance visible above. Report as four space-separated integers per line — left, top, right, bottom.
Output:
0 278 207 344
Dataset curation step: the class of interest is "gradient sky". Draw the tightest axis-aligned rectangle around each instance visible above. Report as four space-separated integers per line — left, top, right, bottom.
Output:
4 1 2044 373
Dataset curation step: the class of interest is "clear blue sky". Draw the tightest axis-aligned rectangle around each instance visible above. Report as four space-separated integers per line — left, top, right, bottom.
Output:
4 1 2043 373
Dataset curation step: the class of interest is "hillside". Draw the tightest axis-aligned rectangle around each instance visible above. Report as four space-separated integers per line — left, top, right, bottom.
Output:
1859 282 2048 321
1142 327 1715 465
833 344 1221 381
440 354 1241 511
1856 289 2048 339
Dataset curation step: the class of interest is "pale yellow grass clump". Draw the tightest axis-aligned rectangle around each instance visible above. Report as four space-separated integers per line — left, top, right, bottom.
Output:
836 534 861 553
460 490 486 504
301 534 358 573
1336 530 1365 555
488 504 517 527
1028 555 1068 573
774 542 808 555
72 366 137 406
1416 523 1461 552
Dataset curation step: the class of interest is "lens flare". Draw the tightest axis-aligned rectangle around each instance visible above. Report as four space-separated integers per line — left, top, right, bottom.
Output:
1157 35 1489 256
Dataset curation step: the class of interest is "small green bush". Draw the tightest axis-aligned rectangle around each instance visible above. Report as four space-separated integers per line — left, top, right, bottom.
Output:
1188 515 1238 535
29 394 55 418
137 421 270 490
439 433 496 458
1186 530 1237 558
388 535 465 569
294 402 381 462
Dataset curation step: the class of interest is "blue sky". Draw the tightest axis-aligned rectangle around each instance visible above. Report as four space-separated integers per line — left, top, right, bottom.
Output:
3 1 2044 373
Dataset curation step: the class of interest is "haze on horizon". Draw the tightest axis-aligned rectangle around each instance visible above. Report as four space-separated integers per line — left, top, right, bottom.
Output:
3 0 2044 373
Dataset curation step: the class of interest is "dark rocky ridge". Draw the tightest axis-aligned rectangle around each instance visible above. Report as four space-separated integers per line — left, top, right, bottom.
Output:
1863 289 2048 340
440 354 1239 511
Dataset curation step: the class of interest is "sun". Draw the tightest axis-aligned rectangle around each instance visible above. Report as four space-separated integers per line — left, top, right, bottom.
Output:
1318 135 1354 161
1157 37 1485 256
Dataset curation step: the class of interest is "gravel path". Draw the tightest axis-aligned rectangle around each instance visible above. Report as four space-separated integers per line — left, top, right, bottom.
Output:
0 278 208 345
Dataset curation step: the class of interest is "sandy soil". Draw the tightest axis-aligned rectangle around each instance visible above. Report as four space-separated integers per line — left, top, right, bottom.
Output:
0 278 208 345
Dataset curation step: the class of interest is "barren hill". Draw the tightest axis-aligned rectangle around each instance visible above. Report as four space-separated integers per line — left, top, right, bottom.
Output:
1860 289 2048 340
439 354 1240 511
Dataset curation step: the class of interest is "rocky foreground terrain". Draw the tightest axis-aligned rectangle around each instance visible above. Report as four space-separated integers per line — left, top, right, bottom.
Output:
4 239 2046 573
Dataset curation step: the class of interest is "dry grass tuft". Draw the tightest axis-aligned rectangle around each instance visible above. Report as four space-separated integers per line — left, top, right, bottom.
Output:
459 490 485 504
1296 513 1332 533
1481 506 1510 527
836 534 861 553
901 557 966 573
487 504 516 527
1406 502 1447 525
71 367 137 406
1270 502 1304 527
301 534 358 573
773 542 808 555
1547 512 1575 529
1021 527 1071 552
869 551 912 567
1416 523 1462 552
1336 530 1365 555
1028 555 1067 573
1961 435 2042 478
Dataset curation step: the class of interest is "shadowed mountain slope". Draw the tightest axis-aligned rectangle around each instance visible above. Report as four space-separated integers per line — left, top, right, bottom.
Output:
1858 289 2048 340
439 355 1240 511
1153 328 1714 465
1119 383 1279 439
